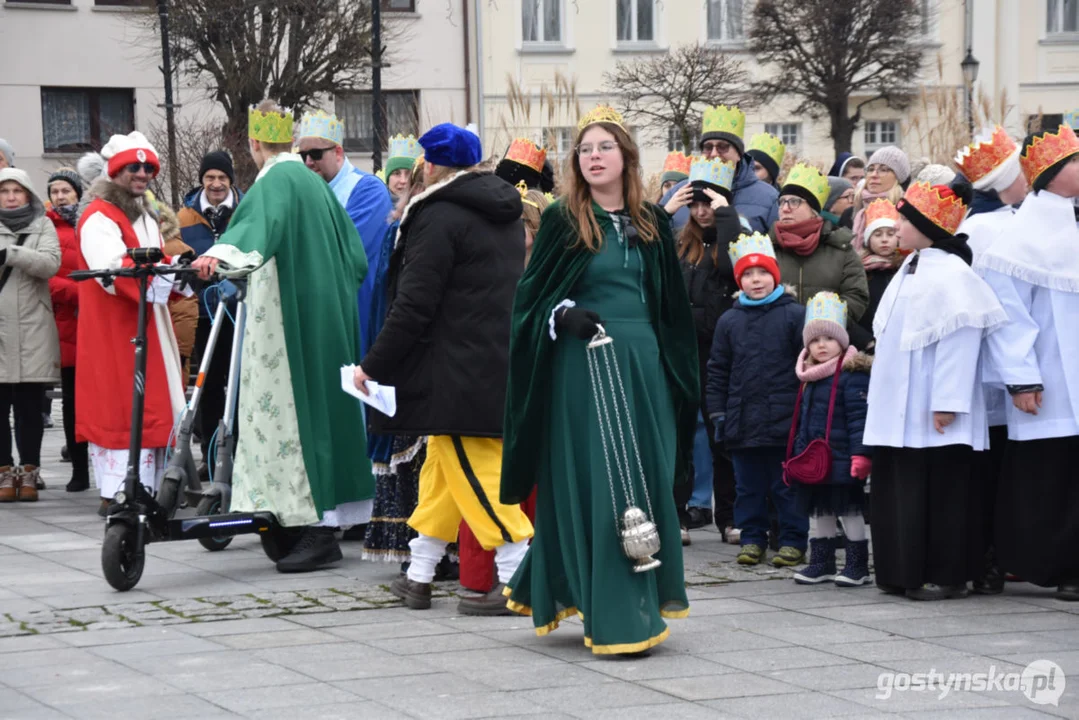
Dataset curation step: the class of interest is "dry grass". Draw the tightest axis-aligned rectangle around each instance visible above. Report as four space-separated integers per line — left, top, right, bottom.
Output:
496 72 582 193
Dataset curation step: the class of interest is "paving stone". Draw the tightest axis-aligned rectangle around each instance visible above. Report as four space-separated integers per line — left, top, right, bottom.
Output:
579 653 737 681
701 645 856 673
702 689 881 718
198 683 361 713
569 704 744 720
516 681 684 712
640 671 801 701
762 662 896 691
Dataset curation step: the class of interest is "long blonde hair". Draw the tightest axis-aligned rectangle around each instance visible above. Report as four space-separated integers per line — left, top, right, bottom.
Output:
563 122 657 252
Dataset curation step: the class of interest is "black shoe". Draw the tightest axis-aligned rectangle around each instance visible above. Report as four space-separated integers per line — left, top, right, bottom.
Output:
341 524 367 542
972 567 1005 595
66 477 90 493
1057 582 1079 601
685 507 713 530
877 582 906 595
275 527 343 573
457 582 513 616
906 583 969 601
60 445 71 463
434 555 460 582
390 575 433 609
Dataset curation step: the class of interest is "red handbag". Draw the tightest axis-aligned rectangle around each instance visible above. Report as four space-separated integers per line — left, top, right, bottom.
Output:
783 360 843 486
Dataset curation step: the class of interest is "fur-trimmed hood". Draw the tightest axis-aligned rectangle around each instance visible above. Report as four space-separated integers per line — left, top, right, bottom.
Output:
843 351 873 374
86 178 152 223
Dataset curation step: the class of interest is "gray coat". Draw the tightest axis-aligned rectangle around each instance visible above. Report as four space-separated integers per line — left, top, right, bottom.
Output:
0 168 61 383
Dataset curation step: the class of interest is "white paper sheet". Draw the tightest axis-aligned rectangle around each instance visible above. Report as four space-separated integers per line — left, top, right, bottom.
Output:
340 365 397 417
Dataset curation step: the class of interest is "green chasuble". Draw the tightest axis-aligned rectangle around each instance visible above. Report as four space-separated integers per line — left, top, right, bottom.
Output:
501 201 699 654
203 153 372 526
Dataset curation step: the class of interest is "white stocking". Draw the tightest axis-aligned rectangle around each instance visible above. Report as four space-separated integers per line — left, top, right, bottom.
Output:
406 534 448 583
840 513 866 541
810 514 837 539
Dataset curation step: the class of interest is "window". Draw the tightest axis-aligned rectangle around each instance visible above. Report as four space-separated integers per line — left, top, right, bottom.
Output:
381 0 415 10
1047 0 1079 33
864 120 900 151
764 122 800 148
918 0 934 36
543 127 573 163
523 0 561 43
93 0 152 6
617 0 655 43
707 0 744 42
667 127 700 153
336 90 419 153
1026 113 1065 133
7 0 71 5
41 88 134 154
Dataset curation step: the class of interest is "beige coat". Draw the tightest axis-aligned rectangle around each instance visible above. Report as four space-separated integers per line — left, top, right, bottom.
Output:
0 168 61 383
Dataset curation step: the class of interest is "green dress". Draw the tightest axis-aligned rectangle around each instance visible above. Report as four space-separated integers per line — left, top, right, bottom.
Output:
503 206 696 654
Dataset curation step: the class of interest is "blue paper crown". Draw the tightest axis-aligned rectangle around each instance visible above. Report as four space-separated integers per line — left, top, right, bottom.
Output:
388 134 422 160
728 231 776 267
804 291 847 328
1066 108 1079 130
297 110 344 146
689 157 735 191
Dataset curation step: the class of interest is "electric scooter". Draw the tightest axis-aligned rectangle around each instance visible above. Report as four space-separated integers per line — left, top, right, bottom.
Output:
70 248 297 591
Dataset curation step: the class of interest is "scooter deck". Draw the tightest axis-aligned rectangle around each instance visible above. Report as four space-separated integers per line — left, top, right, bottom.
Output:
167 511 280 541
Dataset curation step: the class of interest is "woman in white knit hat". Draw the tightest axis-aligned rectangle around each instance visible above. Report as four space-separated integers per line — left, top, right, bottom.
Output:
852 145 910 250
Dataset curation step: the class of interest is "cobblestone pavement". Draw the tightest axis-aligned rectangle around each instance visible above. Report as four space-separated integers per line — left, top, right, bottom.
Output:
2 420 1079 718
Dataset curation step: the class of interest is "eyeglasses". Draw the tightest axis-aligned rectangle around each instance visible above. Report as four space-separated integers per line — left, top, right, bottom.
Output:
701 140 733 155
866 164 894 176
299 147 336 162
124 162 156 175
576 141 619 156
778 197 805 210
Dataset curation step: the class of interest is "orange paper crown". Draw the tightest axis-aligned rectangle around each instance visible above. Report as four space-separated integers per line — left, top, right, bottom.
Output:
662 151 693 176
1020 124 1079 186
902 182 967 236
864 198 899 226
505 138 547 174
955 126 1019 185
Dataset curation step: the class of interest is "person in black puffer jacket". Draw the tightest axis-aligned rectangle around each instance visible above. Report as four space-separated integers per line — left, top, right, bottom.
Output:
706 233 807 568
357 123 534 616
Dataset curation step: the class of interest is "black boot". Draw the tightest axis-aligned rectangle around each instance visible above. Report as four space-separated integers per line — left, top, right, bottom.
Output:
341 524 367 542
906 583 969 601
275 526 343 573
66 475 90 492
972 548 1005 595
835 539 871 587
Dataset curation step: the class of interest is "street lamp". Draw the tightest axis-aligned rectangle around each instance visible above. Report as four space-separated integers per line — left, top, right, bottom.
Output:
961 48 980 140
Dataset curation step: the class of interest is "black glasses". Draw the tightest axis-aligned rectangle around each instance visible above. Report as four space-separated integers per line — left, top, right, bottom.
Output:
701 140 733 155
124 162 156 175
299 147 336 162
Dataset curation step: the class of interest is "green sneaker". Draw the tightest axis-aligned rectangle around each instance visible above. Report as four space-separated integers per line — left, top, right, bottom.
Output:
772 546 806 567
737 544 765 565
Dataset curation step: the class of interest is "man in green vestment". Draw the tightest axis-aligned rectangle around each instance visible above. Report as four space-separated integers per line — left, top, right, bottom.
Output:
192 100 373 573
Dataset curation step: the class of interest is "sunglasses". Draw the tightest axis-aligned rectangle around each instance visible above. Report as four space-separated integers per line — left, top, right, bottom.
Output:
124 162 156 175
299 147 336 162
701 140 733 155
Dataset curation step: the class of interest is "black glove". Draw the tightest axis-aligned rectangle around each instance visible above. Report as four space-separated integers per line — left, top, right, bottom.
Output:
556 306 601 340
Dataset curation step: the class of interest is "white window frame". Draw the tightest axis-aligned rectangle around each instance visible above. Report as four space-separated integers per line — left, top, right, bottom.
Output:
705 0 746 46
864 120 901 152
667 127 701 153
1047 0 1079 34
615 0 658 46
543 127 573 164
522 0 563 46
763 122 800 148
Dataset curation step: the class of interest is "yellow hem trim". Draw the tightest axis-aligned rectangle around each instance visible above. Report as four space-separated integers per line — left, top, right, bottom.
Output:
585 627 671 655
661 607 691 619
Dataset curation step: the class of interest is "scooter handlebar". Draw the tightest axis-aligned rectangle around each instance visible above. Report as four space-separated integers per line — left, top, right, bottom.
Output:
69 265 202 282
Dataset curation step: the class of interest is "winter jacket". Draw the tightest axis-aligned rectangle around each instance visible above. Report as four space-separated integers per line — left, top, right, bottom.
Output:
772 221 870 322
47 208 79 367
678 206 741 396
661 157 780 234
706 291 805 449
0 169 61 384
792 352 872 484
362 171 525 437
857 265 899 338
146 195 198 364
177 186 243 318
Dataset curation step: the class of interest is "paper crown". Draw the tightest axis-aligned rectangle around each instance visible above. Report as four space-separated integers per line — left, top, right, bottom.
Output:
248 105 294 144
662 151 693 176
504 138 547 174
516 180 539 208
783 163 830 211
747 133 786 167
1066 109 1079 129
805 291 847 329
689 156 736 191
954 126 1019 189
863 198 899 238
728 231 776 267
1020 123 1079 186
901 182 967 236
388 133 422 160
297 110 344 146
578 105 625 132
702 105 746 139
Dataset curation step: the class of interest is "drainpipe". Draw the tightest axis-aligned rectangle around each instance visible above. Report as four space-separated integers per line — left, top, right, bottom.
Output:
474 0 485 143
463 0 472 124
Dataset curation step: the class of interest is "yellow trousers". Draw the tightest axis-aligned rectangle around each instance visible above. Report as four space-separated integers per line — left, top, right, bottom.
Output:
408 436 534 551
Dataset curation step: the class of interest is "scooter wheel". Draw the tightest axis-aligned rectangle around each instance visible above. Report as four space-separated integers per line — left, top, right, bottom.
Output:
260 526 301 562
196 495 234 552
101 522 145 591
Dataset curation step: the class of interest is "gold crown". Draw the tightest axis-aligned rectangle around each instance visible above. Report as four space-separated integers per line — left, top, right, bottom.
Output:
864 198 899 226
248 105 294 144
516 180 539 208
747 133 786 167
783 163 830 210
1020 124 1079 186
578 105 625 132
901 182 967 235
662 151 694 176
702 105 745 139
544 192 556 204
505 138 547 174
955 126 1019 185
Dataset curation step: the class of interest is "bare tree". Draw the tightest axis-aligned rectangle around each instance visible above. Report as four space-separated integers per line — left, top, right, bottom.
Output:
602 44 754 151
147 115 227 203
145 0 397 185
748 0 926 156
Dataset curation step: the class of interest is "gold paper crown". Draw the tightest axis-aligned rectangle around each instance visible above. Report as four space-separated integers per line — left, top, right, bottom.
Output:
578 105 625 132
702 105 745 139
747 133 786 167
901 182 967 235
248 105 294 144
544 192 556 204
864 198 899 227
505 138 547 174
516 180 539 208
662 151 694 176
728 231 776 267
955 126 1019 185
1020 123 1079 186
783 163 830 210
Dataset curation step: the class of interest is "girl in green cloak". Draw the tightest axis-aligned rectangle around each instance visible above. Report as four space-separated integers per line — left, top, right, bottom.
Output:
500 106 699 655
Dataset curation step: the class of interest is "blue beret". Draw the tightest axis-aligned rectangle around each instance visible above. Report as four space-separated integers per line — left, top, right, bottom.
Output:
419 123 482 168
